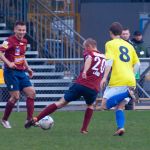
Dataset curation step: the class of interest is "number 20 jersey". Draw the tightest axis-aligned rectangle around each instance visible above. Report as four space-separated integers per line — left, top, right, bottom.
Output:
76 50 106 92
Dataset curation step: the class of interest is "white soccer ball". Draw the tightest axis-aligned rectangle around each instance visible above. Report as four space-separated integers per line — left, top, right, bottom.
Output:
39 115 54 130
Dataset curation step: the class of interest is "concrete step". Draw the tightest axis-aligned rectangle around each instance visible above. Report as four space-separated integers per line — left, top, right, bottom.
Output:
31 79 72 83
26 51 38 55
35 86 69 90
0 30 12 34
33 72 64 76
36 93 64 98
0 37 7 41
30 65 55 69
0 23 6 28
33 82 71 87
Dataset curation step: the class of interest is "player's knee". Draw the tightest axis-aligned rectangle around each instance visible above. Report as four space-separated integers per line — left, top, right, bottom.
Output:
27 90 36 99
10 95 20 103
116 105 124 110
87 104 94 110
56 98 68 108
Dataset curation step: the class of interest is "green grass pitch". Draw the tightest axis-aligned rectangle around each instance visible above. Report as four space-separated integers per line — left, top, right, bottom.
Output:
0 110 150 150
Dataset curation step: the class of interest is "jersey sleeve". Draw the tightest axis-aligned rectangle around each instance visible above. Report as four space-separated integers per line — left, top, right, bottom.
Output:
0 39 13 52
105 42 114 60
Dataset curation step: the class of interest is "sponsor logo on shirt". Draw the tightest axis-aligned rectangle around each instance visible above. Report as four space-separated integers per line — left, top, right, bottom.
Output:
15 46 20 56
14 55 25 64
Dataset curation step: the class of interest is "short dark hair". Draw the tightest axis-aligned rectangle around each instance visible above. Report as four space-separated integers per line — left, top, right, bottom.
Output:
123 27 130 31
15 21 26 27
133 30 142 36
109 22 123 35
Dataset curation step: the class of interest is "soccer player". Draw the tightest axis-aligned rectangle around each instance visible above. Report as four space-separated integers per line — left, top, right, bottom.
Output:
121 28 133 45
0 21 35 128
100 22 140 136
25 38 106 134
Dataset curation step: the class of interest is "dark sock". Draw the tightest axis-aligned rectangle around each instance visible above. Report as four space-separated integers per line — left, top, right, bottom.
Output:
81 108 93 131
37 103 57 121
3 101 15 121
26 97 34 120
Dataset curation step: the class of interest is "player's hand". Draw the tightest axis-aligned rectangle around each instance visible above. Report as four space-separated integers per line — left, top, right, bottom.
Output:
8 62 16 69
100 77 107 89
27 68 34 78
82 72 87 79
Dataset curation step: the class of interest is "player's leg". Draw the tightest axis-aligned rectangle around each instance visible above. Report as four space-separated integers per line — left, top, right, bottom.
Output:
1 68 20 128
23 86 35 123
81 86 97 134
36 97 68 122
1 91 20 128
106 91 129 109
106 87 136 109
102 86 135 109
25 83 80 129
24 97 69 128
81 104 94 134
113 102 126 136
96 98 106 110
20 71 35 123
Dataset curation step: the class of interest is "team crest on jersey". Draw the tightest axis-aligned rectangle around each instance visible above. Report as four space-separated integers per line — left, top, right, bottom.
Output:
15 46 20 55
2 41 8 49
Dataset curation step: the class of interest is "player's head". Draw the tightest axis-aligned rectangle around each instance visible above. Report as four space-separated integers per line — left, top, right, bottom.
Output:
133 30 143 41
83 38 97 51
109 22 123 39
121 28 130 41
14 21 26 40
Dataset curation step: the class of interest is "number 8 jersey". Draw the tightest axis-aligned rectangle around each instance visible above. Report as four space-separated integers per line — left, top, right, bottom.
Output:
105 38 140 87
76 50 106 92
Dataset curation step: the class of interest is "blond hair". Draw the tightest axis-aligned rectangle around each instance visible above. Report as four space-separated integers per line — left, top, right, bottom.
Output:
83 38 97 48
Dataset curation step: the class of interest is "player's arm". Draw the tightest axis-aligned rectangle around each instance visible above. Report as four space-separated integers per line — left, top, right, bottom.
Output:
24 59 33 78
82 56 92 79
0 40 16 68
100 59 113 89
132 47 140 74
103 59 113 79
100 43 114 89
0 51 16 69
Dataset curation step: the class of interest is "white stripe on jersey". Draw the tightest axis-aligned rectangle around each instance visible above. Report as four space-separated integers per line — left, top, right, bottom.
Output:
93 52 105 59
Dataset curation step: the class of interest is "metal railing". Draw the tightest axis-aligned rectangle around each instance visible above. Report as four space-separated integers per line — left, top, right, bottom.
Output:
138 58 150 98
0 0 84 58
28 0 84 58
0 58 150 112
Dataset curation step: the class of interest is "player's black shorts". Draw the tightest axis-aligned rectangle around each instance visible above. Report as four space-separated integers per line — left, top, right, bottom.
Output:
4 68 32 91
64 83 98 105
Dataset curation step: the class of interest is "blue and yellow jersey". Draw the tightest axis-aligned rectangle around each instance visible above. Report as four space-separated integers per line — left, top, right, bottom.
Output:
105 38 140 86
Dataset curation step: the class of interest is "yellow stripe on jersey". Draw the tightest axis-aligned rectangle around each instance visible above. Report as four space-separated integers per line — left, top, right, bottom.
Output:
105 38 140 87
2 41 8 49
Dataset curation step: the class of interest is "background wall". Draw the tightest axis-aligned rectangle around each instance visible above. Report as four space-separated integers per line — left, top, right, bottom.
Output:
80 2 150 51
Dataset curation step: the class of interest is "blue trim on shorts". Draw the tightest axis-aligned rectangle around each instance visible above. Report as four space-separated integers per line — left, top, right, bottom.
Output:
4 68 32 91
64 83 98 105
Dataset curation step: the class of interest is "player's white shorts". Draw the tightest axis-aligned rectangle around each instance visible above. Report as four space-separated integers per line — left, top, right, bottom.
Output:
103 86 130 104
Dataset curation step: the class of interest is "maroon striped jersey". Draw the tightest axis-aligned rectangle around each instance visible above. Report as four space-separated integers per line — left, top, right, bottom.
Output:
0 35 27 70
76 50 106 92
